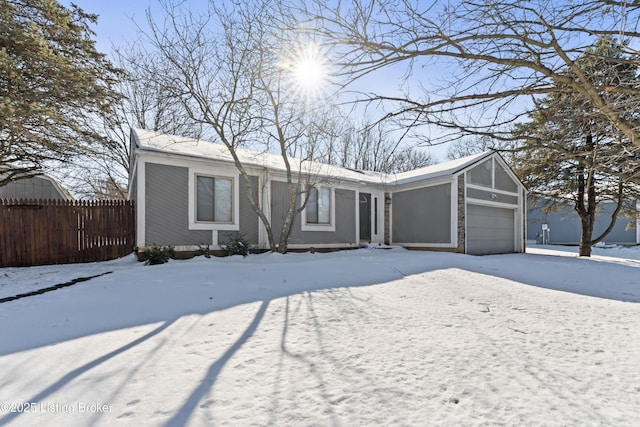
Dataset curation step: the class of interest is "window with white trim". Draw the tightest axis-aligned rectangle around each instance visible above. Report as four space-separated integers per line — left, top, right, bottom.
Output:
195 175 233 223
306 187 331 225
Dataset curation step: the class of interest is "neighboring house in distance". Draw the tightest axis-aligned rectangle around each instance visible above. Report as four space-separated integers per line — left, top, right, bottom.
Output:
527 198 639 245
0 173 73 201
129 129 527 256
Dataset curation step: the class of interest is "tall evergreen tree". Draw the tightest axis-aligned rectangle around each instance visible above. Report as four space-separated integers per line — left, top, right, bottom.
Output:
0 0 122 186
513 37 640 257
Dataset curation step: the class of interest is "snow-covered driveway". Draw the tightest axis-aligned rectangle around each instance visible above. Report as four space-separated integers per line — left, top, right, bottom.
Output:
0 247 639 426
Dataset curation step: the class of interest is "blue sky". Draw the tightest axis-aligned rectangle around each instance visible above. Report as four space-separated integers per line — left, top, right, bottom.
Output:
59 0 451 160
63 1 218 54
61 1 158 52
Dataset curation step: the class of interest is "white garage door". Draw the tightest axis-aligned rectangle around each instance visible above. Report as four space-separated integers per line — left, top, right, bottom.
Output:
467 204 515 255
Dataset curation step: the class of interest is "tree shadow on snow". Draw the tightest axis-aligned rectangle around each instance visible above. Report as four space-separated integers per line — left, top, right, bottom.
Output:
0 319 177 426
1 248 638 426
162 299 270 427
456 251 640 304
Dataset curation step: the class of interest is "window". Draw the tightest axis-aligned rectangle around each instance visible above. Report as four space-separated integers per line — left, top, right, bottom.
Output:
306 187 331 225
196 175 233 223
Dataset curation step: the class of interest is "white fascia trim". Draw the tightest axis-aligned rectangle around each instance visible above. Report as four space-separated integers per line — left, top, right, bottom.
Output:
466 198 520 209
388 192 393 244
463 176 468 253
391 175 452 193
269 173 383 193
136 158 146 247
287 242 359 249
301 186 336 232
492 158 496 188
513 208 519 253
521 191 527 252
451 176 458 248
139 150 242 172
637 200 640 244
137 149 272 182
395 242 458 248
355 190 360 241
188 165 240 231
391 178 454 197
465 183 520 197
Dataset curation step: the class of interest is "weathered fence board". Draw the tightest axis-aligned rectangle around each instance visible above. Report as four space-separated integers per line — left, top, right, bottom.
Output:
0 199 135 267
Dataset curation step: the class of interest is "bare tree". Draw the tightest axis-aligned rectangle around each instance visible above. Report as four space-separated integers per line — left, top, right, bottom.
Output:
140 0 338 253
66 46 205 200
446 136 495 160
319 120 433 173
311 0 640 149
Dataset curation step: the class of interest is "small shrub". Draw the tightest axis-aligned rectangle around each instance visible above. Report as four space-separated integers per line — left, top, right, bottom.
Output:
195 245 211 258
248 245 264 254
221 232 250 257
141 246 175 265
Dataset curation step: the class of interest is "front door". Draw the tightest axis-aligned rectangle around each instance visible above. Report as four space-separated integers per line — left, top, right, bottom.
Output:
359 193 371 241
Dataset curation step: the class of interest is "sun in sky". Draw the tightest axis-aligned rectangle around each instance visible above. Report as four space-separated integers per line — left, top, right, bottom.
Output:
283 42 329 100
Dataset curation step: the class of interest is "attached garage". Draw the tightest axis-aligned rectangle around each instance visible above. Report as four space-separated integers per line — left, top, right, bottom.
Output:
385 152 526 255
466 204 515 255
463 155 524 255
389 151 526 255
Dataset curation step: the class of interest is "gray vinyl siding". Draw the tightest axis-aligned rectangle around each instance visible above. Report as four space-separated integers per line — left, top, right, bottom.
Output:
145 162 212 246
392 183 451 243
527 198 636 244
219 176 259 245
270 181 356 245
466 188 518 205
494 164 518 192
467 159 493 188
598 205 636 243
0 177 66 200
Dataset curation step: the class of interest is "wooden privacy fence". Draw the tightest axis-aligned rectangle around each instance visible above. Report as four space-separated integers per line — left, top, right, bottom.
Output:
0 199 135 267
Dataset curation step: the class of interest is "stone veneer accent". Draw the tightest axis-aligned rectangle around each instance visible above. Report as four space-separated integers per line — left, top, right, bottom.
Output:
384 192 391 245
457 175 465 253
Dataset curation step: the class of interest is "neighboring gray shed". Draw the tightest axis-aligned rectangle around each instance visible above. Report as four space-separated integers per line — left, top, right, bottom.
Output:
0 174 72 200
130 129 527 255
527 197 638 245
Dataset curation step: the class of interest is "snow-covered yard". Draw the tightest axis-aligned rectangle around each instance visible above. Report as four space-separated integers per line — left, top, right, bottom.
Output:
0 245 639 426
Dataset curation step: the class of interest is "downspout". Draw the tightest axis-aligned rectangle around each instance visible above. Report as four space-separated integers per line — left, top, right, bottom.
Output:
637 200 640 244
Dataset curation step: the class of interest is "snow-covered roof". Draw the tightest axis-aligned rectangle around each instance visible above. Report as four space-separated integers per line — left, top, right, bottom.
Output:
132 129 381 184
132 128 498 186
390 151 493 186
